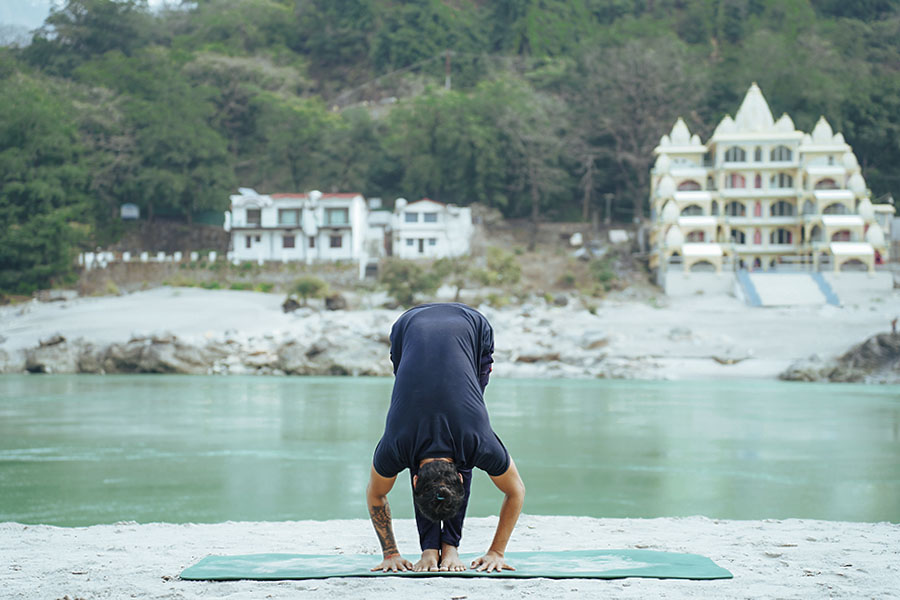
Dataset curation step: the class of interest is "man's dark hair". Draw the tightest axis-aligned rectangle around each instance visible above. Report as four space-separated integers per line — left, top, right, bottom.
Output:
413 460 465 522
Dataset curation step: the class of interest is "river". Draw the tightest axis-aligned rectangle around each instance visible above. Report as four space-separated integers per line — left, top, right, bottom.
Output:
1 375 897 526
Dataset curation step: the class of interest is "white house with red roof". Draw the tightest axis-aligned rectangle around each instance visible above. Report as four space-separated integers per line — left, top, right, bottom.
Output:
391 198 473 259
225 188 368 263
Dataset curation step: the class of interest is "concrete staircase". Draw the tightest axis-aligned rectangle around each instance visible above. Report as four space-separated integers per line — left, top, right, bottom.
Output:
736 271 842 307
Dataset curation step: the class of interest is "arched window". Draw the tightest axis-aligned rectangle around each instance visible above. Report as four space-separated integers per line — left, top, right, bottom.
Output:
686 231 705 242
754 147 763 162
770 201 794 216
770 228 793 244
711 200 719 216
706 176 715 190
831 230 851 242
677 180 702 191
810 226 823 242
770 173 793 188
724 147 747 162
754 202 762 217
839 259 867 272
753 229 762 245
680 205 704 216
771 145 793 161
725 173 746 188
730 229 746 244
754 174 762 188
815 178 838 190
823 203 848 215
802 200 816 215
725 201 746 217
690 260 716 272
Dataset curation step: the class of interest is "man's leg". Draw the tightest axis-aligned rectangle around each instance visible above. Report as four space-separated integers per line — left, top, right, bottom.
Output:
438 469 472 571
411 476 441 571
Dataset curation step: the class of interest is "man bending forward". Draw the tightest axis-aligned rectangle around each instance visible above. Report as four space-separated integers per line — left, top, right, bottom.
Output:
366 303 525 573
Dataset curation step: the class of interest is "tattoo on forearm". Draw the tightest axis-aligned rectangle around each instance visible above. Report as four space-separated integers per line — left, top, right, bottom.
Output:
369 503 398 556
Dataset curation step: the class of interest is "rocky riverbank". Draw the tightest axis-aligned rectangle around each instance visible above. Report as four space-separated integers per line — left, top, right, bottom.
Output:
2 287 898 381
779 331 900 384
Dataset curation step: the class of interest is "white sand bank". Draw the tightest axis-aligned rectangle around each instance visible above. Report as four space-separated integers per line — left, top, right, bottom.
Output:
3 286 898 379
3 516 898 599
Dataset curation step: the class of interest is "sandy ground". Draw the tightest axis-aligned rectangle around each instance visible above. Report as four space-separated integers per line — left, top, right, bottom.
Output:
2 286 898 379
3 516 899 599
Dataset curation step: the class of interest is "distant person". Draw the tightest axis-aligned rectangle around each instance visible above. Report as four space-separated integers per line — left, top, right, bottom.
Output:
366 303 525 573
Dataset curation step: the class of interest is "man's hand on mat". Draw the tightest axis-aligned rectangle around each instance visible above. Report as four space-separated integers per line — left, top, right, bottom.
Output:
371 553 412 573
471 550 514 573
413 549 440 572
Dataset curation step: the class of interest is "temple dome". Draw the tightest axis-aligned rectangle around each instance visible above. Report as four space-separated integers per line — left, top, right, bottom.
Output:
865 222 885 247
657 175 676 199
811 117 834 143
655 153 671 174
774 113 795 132
670 118 692 145
658 134 672 147
713 115 736 137
848 172 867 197
834 132 846 144
661 200 679 224
734 83 775 132
665 225 684 248
842 152 859 172
857 197 874 220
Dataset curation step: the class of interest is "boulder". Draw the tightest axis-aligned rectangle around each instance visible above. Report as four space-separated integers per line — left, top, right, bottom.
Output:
77 343 106 374
780 332 900 384
103 336 211 374
0 348 26 374
25 338 80 373
282 297 301 313
325 293 348 311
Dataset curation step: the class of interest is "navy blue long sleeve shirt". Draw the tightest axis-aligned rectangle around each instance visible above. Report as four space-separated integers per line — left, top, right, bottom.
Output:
373 303 508 478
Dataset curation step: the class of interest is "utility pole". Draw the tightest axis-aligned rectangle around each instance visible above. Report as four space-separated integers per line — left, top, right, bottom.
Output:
444 50 451 90
604 193 613 225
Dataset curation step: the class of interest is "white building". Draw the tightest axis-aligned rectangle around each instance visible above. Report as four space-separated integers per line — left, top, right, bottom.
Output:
225 188 368 263
650 83 894 278
391 198 473 259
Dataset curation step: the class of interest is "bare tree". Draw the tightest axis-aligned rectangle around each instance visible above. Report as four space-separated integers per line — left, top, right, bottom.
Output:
575 38 709 222
494 78 569 248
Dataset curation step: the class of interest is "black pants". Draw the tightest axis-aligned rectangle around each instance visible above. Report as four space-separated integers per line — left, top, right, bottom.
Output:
412 468 473 551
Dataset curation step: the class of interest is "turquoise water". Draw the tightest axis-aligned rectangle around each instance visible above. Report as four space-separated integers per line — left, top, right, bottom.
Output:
0 375 898 526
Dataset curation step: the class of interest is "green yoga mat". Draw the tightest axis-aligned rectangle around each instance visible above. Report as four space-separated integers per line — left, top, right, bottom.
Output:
180 550 733 580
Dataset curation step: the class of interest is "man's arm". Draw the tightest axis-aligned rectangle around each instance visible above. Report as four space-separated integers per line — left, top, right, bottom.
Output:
366 464 412 572
471 458 525 573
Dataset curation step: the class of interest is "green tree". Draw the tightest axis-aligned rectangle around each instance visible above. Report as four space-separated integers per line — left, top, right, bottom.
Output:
74 49 235 221
292 275 329 305
23 0 153 75
473 247 521 288
0 75 93 293
379 258 442 307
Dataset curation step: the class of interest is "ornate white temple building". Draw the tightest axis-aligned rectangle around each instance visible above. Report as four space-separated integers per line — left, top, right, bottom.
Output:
649 84 894 301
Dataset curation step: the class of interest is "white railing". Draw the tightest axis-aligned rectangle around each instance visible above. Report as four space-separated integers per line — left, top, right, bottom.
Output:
78 251 219 271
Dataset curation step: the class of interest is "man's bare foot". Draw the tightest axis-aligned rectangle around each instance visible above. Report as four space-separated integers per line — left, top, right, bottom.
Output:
413 549 439 572
439 543 466 572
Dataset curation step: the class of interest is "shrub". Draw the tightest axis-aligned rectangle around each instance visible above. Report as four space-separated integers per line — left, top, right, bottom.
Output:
292 275 328 305
473 247 521 288
379 259 442 307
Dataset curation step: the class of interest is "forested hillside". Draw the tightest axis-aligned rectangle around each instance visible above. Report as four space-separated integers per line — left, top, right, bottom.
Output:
1 0 899 293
